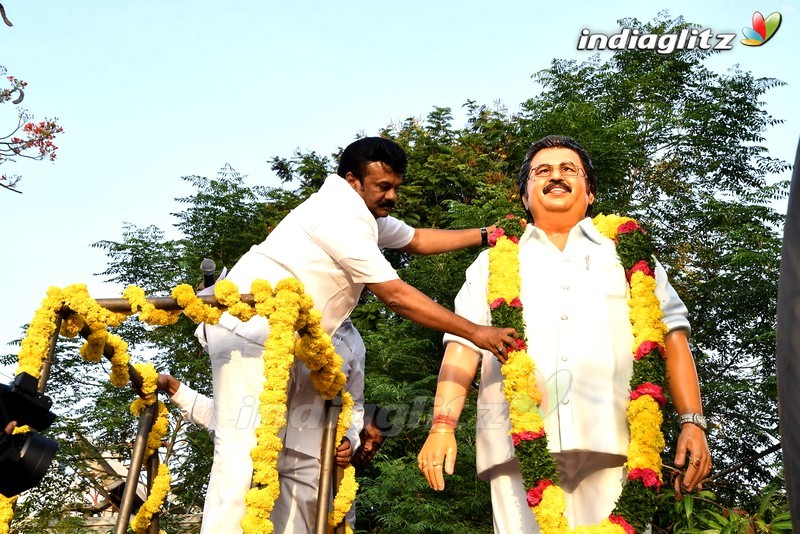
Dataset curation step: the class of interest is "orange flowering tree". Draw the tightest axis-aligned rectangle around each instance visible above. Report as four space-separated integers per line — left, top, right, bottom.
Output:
0 65 63 194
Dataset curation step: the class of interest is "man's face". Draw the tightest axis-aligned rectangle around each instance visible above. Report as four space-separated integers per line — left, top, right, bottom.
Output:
351 422 385 469
346 161 402 219
522 147 594 223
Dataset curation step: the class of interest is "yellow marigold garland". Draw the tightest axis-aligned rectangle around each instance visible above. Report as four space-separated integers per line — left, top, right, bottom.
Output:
0 495 15 534
16 287 65 378
326 392 359 529
214 279 257 322
171 283 223 324
489 214 670 534
11 278 353 534
130 463 171 534
59 312 85 338
123 285 181 326
240 278 352 533
328 465 358 529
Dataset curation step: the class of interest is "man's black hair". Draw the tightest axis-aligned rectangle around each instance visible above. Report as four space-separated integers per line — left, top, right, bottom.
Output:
517 135 598 223
337 137 407 181
363 403 392 435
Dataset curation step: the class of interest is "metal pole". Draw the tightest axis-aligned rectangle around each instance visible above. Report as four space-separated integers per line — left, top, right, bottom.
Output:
92 294 254 312
114 402 157 534
146 452 160 534
37 312 63 394
314 398 342 534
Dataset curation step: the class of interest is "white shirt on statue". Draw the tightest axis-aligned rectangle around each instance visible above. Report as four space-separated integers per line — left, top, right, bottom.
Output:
443 218 691 478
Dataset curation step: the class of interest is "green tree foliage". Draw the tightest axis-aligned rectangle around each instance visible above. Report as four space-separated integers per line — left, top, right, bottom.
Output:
3 12 790 533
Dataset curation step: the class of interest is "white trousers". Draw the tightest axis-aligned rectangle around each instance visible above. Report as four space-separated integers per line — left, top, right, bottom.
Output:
489 452 627 533
272 448 321 533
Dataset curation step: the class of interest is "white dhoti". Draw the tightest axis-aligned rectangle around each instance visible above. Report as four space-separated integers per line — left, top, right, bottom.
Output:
488 452 627 533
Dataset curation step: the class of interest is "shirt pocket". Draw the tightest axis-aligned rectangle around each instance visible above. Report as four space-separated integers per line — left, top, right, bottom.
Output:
596 257 628 298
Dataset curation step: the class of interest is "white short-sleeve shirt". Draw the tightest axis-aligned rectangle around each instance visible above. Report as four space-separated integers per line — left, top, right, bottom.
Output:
444 218 690 478
216 174 414 343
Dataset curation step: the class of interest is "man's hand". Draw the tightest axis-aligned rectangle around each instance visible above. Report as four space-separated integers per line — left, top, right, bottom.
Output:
4 421 16 434
335 438 352 467
470 325 518 363
156 374 180 397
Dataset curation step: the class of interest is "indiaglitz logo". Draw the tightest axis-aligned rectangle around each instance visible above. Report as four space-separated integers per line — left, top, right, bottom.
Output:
577 27 736 54
740 11 782 46
578 10 783 53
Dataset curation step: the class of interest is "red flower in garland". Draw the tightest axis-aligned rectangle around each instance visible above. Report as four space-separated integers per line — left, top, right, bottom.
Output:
490 298 506 310
513 338 527 352
627 468 662 490
608 514 636 534
630 382 667 406
626 260 655 280
526 479 554 507
635 340 666 360
617 221 642 235
512 429 545 446
509 297 523 307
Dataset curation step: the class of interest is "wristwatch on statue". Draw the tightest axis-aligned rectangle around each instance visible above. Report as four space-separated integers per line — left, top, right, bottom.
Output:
679 412 708 432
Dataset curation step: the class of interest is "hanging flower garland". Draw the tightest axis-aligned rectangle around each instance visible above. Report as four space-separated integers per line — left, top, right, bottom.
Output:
129 363 171 534
327 392 358 531
8 279 353 534
488 214 668 534
0 495 15 534
123 285 182 326
240 278 352 533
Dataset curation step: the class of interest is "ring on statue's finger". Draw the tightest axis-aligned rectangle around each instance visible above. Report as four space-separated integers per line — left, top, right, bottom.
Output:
432 460 439 467
693 458 701 468
497 346 504 352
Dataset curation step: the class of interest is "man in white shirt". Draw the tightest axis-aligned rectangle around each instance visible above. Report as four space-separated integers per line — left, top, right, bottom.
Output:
418 135 712 532
157 321 387 531
199 137 518 532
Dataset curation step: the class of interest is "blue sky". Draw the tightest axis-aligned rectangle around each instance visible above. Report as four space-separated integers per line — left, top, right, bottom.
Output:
1 1 798 378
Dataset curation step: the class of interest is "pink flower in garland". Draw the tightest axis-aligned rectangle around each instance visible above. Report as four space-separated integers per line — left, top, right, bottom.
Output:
628 468 662 490
526 479 554 507
488 228 505 247
490 298 506 310
513 338 528 352
627 260 655 280
635 340 666 360
617 221 642 235
608 514 637 534
509 297 523 307
512 429 544 446
631 382 667 406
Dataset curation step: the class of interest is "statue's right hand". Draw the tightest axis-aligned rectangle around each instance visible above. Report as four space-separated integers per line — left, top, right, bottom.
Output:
418 433 458 491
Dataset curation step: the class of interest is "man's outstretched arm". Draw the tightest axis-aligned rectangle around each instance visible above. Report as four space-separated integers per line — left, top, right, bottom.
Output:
367 278 515 361
400 225 494 255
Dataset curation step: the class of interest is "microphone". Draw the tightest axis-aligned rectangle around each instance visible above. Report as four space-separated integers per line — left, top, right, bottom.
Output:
200 258 216 289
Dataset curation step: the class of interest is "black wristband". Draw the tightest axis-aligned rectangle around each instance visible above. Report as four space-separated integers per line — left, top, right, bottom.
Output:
480 227 488 247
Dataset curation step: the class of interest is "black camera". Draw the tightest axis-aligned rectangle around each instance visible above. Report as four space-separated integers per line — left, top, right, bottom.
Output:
0 372 59 497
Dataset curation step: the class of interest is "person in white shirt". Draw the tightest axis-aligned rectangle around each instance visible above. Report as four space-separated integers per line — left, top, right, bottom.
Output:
157 324 390 531
198 136 519 533
418 135 711 532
